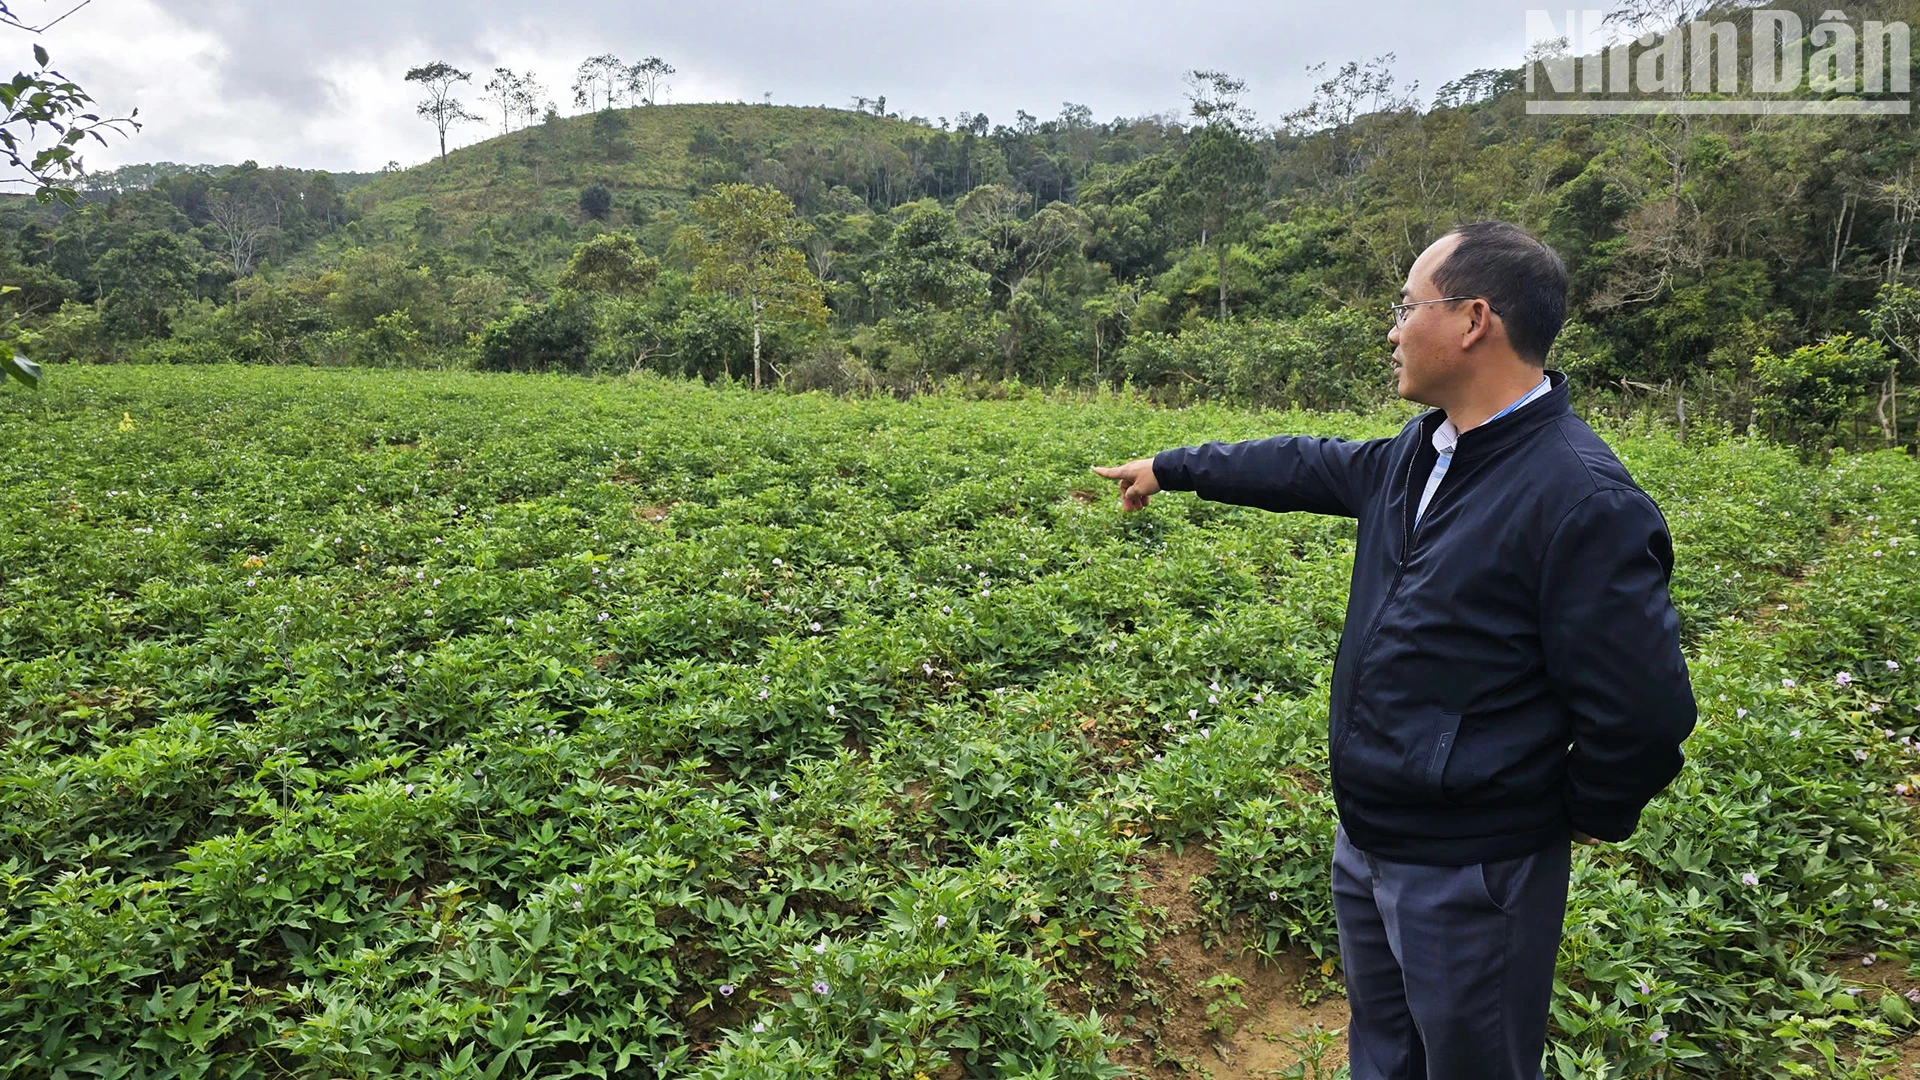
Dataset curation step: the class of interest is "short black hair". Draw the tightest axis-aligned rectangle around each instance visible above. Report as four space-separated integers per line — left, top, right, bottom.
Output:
1431 221 1568 365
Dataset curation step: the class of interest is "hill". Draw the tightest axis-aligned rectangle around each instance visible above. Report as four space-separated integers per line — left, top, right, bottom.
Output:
347 103 1036 240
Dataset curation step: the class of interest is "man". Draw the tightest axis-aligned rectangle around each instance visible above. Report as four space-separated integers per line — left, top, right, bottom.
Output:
1092 221 1696 1080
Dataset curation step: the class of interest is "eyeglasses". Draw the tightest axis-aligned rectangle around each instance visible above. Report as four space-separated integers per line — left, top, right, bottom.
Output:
1389 295 1503 326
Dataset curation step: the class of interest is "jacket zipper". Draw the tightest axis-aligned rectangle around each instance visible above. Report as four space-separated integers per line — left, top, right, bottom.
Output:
1329 439 1423 786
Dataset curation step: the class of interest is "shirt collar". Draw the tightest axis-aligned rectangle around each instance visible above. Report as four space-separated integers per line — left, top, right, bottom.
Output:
1431 375 1553 455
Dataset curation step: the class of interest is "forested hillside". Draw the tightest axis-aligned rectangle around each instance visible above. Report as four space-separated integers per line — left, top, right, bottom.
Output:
6 0 1920 448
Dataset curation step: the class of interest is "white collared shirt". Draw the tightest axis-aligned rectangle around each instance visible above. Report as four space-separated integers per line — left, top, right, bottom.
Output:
1413 376 1552 528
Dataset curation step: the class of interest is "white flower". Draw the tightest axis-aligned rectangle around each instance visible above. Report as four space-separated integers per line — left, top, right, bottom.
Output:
1736 708 1748 719
1188 708 1198 720
404 783 414 796
810 621 821 632
825 705 836 716
1253 693 1264 704
1889 660 1901 671
1208 695 1218 704
758 688 769 700
1210 681 1221 692
813 940 827 954
772 557 783 566
423 609 433 617
1836 672 1854 687
1782 678 1797 689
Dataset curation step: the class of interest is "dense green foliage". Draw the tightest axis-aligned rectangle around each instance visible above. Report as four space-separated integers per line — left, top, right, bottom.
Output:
2 367 1917 1077
8 0 1920 450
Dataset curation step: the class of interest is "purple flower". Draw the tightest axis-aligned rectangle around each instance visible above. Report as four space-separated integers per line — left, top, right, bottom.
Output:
1637 979 1653 995
1897 783 1911 795
1863 953 1877 966
1741 872 1759 886
1782 678 1797 689
1649 1030 1667 1044
1855 748 1870 761
1889 660 1902 672
753 1021 766 1033
1906 989 1920 1005
1736 708 1748 719
1268 891 1279 901
719 984 735 997
935 914 947 929
813 980 830 995
1836 672 1853 687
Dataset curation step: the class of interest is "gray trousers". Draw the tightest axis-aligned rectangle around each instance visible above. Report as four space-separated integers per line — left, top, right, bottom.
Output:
1332 823 1571 1080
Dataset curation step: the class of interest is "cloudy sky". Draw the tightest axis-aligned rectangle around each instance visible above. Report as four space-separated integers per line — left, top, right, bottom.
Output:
21 0 1552 175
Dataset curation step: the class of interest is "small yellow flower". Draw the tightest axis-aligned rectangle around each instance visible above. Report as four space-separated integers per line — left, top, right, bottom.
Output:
244 555 265 568
118 412 134 432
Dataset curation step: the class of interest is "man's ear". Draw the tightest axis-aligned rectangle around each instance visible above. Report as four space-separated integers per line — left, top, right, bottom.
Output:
1459 301 1496 351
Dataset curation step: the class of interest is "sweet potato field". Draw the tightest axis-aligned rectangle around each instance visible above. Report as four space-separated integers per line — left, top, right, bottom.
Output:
2 367 1918 1079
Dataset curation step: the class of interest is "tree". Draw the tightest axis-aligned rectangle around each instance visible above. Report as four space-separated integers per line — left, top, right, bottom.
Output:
405 61 480 165
572 54 624 112
0 8 139 208
1183 69 1255 130
683 183 828 388
1865 282 1920 447
205 191 276 276
2 1 141 388
481 67 537 135
1170 124 1266 320
590 107 630 161
558 232 659 295
625 57 675 107
95 229 195 341
516 72 547 129
578 183 613 221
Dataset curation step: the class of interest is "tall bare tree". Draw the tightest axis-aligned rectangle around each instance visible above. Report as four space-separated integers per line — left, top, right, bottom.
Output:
206 191 276 276
625 56 675 106
405 61 479 164
481 67 533 135
572 54 624 112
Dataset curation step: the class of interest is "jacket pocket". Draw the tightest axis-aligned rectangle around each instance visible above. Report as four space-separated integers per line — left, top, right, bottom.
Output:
1420 709 1464 800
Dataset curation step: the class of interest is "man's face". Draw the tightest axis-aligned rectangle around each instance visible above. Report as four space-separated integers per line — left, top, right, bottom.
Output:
1387 235 1466 406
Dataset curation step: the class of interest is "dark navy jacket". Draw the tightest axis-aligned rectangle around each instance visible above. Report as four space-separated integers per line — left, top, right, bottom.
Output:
1152 372 1696 865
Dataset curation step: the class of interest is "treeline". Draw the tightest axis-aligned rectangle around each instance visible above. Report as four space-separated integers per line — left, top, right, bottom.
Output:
6 0 1920 451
